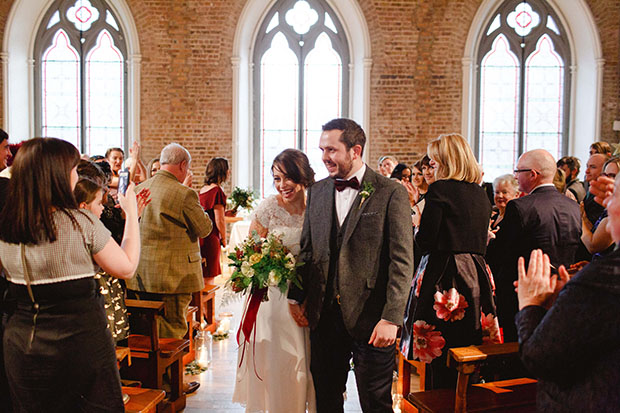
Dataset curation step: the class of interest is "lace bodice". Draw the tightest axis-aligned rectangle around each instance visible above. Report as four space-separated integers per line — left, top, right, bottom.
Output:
251 195 304 255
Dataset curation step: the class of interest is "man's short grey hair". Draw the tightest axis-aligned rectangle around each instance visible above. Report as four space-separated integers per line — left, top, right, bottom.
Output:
160 143 191 166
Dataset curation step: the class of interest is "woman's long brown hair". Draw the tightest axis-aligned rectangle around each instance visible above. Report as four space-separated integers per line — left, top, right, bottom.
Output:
0 138 81 244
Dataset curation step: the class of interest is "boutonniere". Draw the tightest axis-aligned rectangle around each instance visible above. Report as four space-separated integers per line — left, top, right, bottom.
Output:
359 182 375 209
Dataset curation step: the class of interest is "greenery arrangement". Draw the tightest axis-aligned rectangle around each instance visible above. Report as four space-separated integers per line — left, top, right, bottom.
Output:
227 187 256 214
227 231 303 301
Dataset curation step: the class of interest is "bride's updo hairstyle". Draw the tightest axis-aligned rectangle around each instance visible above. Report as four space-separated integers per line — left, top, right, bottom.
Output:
272 149 315 188
427 133 481 184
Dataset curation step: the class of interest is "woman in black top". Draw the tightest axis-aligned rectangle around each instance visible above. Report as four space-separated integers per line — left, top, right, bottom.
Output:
400 133 499 389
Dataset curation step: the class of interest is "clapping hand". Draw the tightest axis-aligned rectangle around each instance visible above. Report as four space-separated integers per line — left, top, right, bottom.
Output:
516 249 570 310
589 175 615 207
183 170 194 187
136 188 151 217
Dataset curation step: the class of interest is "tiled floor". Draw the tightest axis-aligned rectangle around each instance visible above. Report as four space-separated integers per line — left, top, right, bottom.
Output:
183 291 364 412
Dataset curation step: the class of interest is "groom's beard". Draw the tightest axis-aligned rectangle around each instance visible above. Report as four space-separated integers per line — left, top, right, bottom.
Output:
325 153 353 179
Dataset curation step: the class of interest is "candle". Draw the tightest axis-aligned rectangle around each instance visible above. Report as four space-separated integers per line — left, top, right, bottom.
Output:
218 318 231 333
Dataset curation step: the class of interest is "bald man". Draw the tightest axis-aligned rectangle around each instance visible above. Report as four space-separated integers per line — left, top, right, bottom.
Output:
583 153 608 225
486 149 581 342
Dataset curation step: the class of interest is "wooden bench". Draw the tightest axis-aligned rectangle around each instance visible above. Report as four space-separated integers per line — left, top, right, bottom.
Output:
191 284 220 332
406 342 537 413
123 386 166 413
397 347 425 412
183 305 199 365
121 299 190 413
116 346 132 369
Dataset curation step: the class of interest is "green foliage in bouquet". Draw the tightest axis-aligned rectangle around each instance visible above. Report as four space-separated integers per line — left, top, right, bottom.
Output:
227 231 303 300
228 187 256 213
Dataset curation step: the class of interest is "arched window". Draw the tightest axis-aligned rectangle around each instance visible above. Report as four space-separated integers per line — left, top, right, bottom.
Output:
253 0 350 197
476 0 570 179
34 0 127 156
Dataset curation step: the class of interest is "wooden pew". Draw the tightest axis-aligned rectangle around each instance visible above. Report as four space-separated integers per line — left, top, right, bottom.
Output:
405 342 537 413
121 299 190 413
191 284 220 332
123 387 166 413
183 305 199 365
397 349 425 412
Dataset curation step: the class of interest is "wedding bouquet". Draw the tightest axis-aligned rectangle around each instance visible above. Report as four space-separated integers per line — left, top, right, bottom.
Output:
228 231 303 351
227 187 256 215
227 231 302 301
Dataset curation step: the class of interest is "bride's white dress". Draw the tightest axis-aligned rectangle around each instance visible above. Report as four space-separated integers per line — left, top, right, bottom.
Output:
232 195 316 413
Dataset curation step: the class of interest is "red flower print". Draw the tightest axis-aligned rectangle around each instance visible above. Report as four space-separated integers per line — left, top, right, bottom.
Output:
481 312 502 344
433 288 468 322
412 320 446 363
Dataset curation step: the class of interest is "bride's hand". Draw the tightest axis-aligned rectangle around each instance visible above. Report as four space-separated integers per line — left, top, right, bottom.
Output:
288 302 308 327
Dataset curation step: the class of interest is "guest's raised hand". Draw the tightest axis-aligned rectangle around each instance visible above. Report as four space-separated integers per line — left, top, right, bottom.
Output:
368 319 397 348
117 182 138 218
517 249 557 310
401 180 418 206
590 175 615 207
183 169 193 187
136 187 151 217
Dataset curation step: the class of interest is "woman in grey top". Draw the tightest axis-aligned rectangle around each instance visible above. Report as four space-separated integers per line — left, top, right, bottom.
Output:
0 138 140 412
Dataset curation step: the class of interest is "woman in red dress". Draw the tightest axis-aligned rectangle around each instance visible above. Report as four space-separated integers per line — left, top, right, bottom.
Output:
199 157 229 283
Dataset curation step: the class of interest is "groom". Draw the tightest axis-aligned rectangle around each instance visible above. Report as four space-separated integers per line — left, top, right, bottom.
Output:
288 118 414 412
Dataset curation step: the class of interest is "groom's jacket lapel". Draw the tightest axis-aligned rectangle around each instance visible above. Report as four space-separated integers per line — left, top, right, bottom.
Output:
342 166 378 247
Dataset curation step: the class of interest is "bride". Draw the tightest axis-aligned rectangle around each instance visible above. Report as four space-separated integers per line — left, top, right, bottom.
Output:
232 148 316 412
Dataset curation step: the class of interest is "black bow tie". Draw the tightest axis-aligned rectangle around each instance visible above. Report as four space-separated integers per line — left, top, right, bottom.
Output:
334 177 360 192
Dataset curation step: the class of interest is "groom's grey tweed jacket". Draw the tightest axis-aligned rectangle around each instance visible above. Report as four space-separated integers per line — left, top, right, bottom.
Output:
289 166 414 340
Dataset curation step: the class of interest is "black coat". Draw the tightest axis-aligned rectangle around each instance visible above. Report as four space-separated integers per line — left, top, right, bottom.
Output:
416 180 491 255
486 185 581 342
401 180 496 389
516 248 620 412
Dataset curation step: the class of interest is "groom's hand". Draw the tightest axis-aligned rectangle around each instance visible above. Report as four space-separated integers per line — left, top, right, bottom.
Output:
288 303 309 327
368 319 397 347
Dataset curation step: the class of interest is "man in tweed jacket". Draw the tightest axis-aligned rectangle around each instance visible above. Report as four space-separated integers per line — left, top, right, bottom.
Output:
127 143 212 339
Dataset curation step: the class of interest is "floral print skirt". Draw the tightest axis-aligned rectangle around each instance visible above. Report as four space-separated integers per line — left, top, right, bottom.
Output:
400 252 500 389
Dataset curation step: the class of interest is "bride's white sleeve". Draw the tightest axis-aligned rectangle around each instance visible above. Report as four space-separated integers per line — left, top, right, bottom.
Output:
249 195 276 230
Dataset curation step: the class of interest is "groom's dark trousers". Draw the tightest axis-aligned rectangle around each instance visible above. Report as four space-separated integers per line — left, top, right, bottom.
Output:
311 301 395 413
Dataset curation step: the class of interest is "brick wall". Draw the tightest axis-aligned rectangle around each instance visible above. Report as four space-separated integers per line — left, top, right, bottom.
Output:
0 0 618 184
586 0 620 144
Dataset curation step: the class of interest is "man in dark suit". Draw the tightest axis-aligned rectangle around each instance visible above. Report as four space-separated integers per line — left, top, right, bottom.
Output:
487 149 581 342
288 119 414 413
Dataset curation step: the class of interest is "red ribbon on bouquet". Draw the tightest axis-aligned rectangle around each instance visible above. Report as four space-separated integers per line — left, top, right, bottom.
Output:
236 287 267 380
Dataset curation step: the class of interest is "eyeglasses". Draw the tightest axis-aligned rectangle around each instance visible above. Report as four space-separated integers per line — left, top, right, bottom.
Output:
513 168 533 174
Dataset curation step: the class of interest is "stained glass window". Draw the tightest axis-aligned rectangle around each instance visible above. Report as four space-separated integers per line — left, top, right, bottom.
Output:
35 0 127 155
254 0 349 197
477 0 570 180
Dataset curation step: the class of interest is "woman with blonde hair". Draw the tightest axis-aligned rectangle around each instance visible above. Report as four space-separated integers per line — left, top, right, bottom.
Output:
400 134 499 389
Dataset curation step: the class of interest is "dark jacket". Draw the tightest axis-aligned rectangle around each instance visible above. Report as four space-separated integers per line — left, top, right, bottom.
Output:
486 185 581 342
416 180 492 255
516 248 620 412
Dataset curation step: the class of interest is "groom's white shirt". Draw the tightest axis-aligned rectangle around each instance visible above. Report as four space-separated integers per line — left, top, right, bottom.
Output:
335 164 366 226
